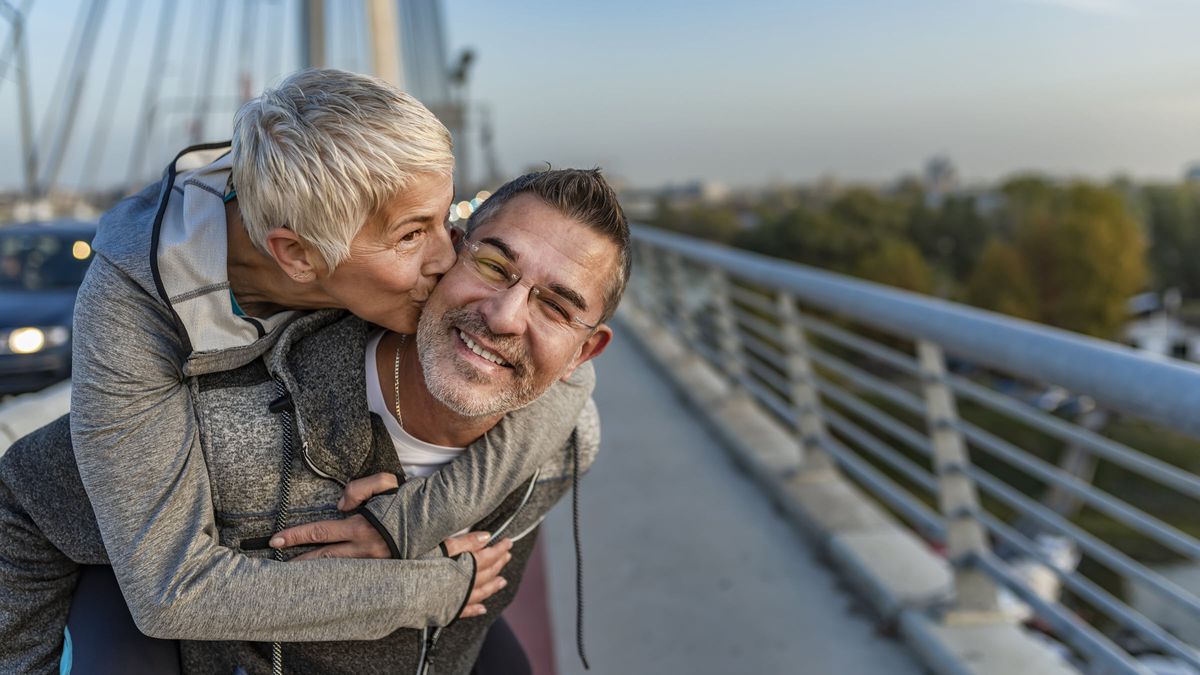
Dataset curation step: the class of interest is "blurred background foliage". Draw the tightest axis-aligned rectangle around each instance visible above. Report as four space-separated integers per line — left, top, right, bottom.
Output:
646 174 1186 341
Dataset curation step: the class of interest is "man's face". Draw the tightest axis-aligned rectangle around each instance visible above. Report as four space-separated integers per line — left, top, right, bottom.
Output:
416 194 615 417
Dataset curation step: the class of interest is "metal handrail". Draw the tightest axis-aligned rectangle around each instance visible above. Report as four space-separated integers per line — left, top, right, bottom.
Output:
629 224 1200 673
635 225 1200 438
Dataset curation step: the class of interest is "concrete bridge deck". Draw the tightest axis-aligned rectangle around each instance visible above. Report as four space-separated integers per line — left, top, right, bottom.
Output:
539 327 926 675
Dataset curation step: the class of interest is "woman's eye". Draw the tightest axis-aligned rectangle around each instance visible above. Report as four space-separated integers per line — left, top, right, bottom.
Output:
396 228 424 245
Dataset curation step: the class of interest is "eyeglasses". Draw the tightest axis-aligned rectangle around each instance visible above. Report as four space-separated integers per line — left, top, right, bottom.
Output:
459 239 599 331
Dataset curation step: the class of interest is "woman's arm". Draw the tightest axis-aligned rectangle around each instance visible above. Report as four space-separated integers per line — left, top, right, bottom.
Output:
68 258 474 641
358 361 596 559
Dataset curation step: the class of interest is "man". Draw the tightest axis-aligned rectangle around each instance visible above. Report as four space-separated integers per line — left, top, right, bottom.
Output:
0 168 630 674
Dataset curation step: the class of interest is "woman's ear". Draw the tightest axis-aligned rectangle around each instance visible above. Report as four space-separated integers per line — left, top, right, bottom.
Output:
264 227 320 282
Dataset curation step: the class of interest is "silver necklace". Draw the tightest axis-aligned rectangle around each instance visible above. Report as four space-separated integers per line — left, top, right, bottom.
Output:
393 333 407 428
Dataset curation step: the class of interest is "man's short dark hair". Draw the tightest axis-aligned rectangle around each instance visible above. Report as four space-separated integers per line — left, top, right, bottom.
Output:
467 168 631 324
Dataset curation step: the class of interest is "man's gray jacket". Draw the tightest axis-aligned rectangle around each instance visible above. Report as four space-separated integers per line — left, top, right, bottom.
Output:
0 308 599 674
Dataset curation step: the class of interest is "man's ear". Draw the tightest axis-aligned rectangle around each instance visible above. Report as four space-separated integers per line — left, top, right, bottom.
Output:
264 227 321 282
560 324 613 381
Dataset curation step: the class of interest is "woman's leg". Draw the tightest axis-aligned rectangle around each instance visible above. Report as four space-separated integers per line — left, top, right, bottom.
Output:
65 566 180 675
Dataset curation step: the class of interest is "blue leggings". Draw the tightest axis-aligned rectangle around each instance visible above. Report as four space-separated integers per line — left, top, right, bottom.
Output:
62 566 180 675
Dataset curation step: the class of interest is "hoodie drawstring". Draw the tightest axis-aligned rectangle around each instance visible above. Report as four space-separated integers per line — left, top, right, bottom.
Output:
269 379 297 675
572 439 589 670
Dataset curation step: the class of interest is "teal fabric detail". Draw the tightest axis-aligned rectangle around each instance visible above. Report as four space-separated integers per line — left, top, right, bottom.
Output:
229 290 246 317
223 187 237 204
60 626 72 674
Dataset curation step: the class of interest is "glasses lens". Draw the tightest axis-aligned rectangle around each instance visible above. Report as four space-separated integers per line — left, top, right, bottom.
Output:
468 244 515 288
530 286 574 326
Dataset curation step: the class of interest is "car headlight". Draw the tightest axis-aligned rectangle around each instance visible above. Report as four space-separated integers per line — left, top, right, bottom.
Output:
0 326 70 355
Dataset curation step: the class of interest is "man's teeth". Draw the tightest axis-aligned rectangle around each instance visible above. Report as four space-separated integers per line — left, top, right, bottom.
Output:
457 329 510 367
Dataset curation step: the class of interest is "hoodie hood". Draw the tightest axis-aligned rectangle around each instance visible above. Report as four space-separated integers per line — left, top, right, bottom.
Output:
92 142 299 377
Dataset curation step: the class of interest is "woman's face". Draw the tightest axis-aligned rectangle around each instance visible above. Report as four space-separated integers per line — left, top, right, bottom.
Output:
316 172 456 333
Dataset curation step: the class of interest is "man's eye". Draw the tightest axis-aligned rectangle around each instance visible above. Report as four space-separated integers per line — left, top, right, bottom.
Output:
478 258 508 277
540 296 571 321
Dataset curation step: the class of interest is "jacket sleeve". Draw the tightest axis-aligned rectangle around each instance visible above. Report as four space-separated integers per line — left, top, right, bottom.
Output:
361 361 596 558
501 397 602 543
69 257 473 642
0 477 79 675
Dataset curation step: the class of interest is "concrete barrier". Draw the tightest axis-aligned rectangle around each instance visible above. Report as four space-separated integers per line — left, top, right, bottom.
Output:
618 305 1080 675
0 381 71 457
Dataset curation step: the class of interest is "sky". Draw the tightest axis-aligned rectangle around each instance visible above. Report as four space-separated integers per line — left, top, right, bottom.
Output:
4 0 1200 192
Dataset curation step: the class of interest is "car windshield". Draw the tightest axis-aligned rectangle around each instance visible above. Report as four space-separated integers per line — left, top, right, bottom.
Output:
0 231 94 291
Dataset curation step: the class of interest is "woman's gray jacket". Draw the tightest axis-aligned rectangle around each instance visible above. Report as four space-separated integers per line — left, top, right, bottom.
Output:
37 144 592 646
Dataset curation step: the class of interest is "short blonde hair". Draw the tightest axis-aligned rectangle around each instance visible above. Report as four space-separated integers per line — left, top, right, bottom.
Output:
232 68 454 268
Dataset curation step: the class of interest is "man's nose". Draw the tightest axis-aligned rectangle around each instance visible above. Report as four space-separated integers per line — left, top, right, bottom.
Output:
421 224 456 277
479 284 530 336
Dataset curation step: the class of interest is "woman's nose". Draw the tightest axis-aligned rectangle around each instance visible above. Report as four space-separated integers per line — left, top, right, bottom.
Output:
422 223 457 277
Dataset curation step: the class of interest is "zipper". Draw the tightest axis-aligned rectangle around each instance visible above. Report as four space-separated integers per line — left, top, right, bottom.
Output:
301 440 345 487
415 469 541 674
420 627 443 675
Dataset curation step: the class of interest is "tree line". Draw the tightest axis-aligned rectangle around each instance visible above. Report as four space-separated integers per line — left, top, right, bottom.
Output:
649 176 1200 340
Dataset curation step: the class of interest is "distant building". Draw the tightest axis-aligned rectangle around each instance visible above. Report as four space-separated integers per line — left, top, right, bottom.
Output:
1185 163 1200 183
619 180 731 221
924 155 960 208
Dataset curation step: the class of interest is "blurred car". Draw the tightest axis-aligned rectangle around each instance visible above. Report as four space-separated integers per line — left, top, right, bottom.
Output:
0 220 96 396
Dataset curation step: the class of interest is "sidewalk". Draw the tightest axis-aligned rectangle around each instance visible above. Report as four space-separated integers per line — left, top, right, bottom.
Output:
539 325 926 674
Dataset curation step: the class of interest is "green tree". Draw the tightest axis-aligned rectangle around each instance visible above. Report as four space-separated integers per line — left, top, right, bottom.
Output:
854 239 935 294
972 182 1147 338
1140 183 1200 297
966 239 1040 321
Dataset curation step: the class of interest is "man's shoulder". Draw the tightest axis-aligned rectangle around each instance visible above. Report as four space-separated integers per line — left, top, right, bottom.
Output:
531 397 600 483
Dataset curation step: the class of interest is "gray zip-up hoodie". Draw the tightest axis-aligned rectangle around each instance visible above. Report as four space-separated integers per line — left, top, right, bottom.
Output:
62 144 594 642
0 309 598 674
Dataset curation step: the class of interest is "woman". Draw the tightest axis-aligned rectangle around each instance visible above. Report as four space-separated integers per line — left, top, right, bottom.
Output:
63 69 589 648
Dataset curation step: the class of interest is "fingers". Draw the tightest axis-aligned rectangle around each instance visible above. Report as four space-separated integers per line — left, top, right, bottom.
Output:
443 531 491 558
467 571 509 606
459 603 488 619
270 514 386 557
291 541 388 561
338 472 400 511
471 537 513 572
463 538 513 609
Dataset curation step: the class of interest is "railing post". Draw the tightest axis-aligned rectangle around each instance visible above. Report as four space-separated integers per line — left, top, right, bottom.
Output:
777 293 835 473
666 252 698 350
630 241 660 317
709 267 745 384
917 340 1001 618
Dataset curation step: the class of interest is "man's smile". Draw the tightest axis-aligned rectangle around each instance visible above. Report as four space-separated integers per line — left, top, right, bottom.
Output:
455 328 513 369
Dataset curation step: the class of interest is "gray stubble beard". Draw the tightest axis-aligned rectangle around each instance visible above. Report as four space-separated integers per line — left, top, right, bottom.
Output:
416 307 541 418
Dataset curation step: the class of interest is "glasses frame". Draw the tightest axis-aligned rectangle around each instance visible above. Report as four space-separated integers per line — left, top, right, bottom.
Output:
458 238 600 331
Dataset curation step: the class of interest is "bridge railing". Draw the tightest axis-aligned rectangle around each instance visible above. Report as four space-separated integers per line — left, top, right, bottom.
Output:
627 225 1200 674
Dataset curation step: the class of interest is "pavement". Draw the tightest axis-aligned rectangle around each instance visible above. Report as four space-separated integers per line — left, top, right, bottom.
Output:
539 325 928 675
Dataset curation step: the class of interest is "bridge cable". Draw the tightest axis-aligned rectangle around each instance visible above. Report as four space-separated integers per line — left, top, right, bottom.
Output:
188 0 227 144
38 0 110 197
262 0 283 85
0 0 33 92
124 0 177 186
0 0 36 194
34 0 91 183
79 0 143 191
236 0 258 103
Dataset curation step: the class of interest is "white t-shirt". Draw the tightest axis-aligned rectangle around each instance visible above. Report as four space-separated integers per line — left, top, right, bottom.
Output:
364 330 466 478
